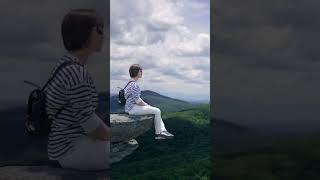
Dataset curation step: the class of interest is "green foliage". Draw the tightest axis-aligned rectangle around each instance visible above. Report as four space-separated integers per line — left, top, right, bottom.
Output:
214 131 320 179
111 105 211 180
141 94 197 112
110 91 200 113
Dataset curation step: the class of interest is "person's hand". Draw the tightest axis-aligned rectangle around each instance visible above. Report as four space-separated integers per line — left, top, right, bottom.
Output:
87 113 111 141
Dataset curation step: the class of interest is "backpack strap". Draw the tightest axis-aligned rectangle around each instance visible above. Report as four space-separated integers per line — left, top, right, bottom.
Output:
123 80 135 90
122 81 136 100
41 61 75 91
43 61 78 120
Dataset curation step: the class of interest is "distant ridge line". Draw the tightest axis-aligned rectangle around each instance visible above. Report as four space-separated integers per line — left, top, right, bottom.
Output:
141 90 191 104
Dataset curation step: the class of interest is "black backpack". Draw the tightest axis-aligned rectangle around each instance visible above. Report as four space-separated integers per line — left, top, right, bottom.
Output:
24 61 74 137
118 81 134 105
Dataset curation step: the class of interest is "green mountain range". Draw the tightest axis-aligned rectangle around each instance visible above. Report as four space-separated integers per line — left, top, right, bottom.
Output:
212 118 320 179
214 132 320 180
111 104 211 180
2 91 319 179
110 90 198 113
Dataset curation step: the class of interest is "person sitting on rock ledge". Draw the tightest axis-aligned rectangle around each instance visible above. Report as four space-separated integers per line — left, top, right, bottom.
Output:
44 9 110 171
124 64 174 140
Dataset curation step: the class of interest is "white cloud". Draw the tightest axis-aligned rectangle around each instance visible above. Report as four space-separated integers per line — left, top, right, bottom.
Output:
147 0 183 30
111 44 150 60
169 31 210 57
110 0 210 101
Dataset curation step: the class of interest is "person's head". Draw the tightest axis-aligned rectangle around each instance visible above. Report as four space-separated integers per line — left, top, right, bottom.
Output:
61 9 105 54
129 64 143 79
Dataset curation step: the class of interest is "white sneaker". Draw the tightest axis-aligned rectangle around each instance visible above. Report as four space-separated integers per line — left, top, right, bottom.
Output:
155 131 174 140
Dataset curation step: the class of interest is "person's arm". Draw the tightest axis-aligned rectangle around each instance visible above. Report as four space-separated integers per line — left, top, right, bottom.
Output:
135 97 148 106
141 99 149 106
131 83 147 106
67 70 110 141
87 115 110 141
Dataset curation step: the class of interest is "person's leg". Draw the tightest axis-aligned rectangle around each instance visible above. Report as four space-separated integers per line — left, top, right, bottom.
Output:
129 104 167 134
142 105 174 138
148 105 167 133
58 135 110 171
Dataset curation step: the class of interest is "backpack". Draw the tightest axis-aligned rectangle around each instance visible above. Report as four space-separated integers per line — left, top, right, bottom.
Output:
118 81 134 105
24 61 74 137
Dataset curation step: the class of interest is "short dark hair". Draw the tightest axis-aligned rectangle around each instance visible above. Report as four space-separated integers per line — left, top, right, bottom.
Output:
61 9 103 51
129 64 142 78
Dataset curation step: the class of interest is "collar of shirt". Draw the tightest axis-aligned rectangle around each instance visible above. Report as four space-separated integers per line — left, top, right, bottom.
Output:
130 78 137 82
63 52 84 66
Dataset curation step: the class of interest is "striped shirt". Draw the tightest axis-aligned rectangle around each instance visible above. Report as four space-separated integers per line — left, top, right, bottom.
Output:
124 79 141 112
44 53 100 160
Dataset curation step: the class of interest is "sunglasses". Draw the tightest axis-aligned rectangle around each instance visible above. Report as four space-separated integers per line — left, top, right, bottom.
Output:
94 25 104 35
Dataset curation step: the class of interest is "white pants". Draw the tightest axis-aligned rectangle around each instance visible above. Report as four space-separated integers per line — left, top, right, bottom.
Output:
58 135 110 171
128 104 167 134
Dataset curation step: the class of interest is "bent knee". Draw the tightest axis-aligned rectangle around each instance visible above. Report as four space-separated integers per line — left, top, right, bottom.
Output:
154 107 161 114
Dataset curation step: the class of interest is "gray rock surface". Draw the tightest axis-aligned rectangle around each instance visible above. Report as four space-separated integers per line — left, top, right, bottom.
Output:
0 165 110 180
110 139 139 164
110 114 154 142
0 114 154 178
110 114 154 163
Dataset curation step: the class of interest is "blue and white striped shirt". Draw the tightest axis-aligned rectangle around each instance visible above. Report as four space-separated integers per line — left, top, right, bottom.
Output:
124 80 141 112
44 53 100 160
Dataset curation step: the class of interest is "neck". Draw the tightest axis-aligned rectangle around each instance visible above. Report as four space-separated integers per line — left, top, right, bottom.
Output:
132 77 139 81
70 49 90 65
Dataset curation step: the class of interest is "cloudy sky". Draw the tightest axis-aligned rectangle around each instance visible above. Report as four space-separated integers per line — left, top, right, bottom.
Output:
214 0 320 132
110 0 210 102
0 0 108 110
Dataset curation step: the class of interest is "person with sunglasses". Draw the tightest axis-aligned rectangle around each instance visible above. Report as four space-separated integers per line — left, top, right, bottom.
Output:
124 64 174 140
44 9 110 170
